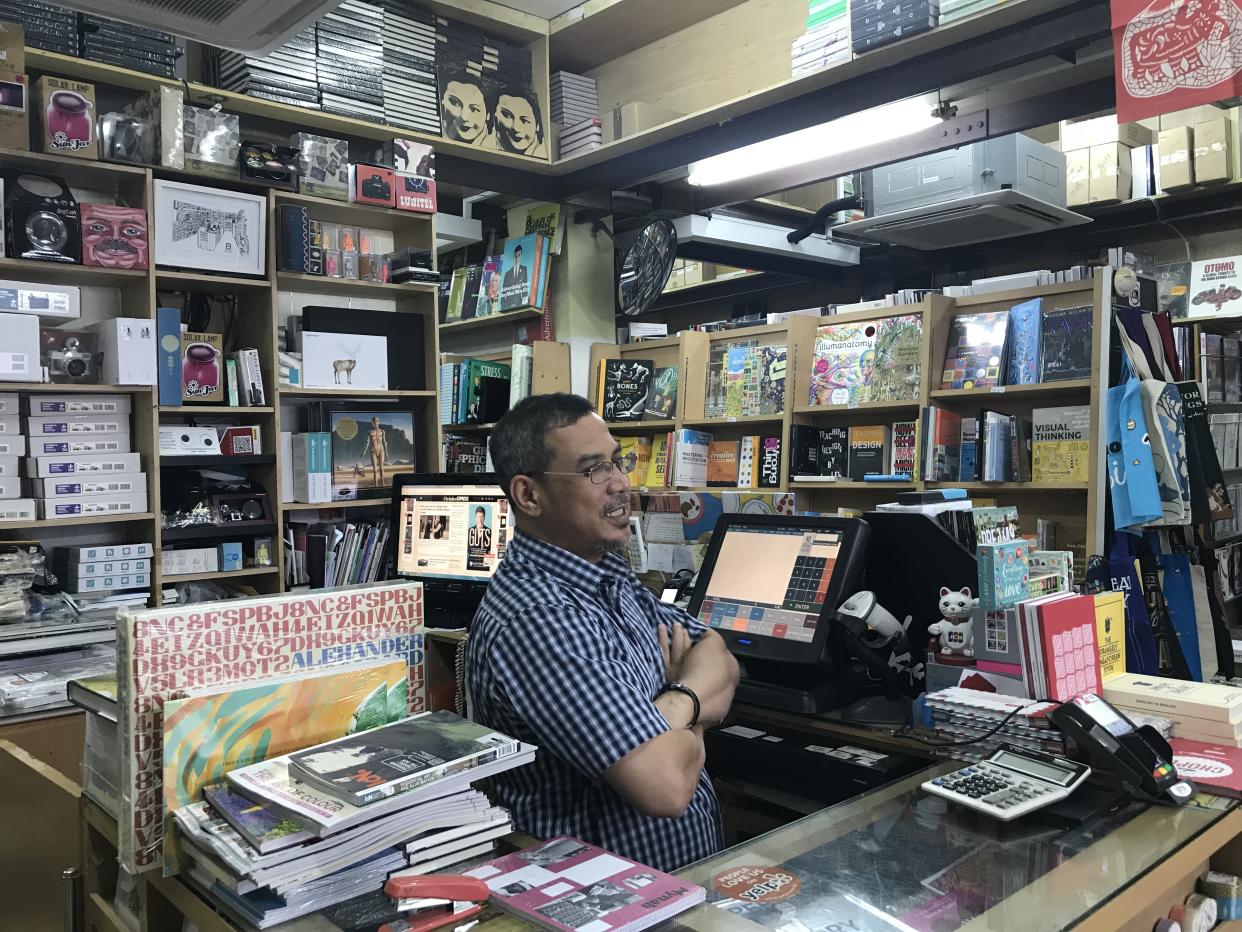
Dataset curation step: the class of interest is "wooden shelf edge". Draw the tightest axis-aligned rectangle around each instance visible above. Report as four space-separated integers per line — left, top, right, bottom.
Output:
277 388 436 398
439 309 544 332
794 400 921 414
0 382 153 393
160 405 275 413
281 497 393 513
930 379 1092 399
163 567 279 583
0 512 155 530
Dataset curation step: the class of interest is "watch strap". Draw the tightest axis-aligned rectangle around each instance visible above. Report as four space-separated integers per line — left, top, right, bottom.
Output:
660 681 700 728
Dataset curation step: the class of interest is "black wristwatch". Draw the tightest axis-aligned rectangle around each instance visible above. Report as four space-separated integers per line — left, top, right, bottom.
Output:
659 681 701 728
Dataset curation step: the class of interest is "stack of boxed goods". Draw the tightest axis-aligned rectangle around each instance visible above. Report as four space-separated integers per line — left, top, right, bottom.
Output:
852 0 938 53
552 72 601 158
67 671 120 817
53 542 153 621
79 13 182 79
316 0 384 120
1103 674 1242 747
380 2 440 134
1061 115 1156 207
212 28 320 110
792 0 850 76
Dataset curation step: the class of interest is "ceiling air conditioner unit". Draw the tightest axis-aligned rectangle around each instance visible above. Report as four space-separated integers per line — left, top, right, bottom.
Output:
835 133 1091 250
50 0 340 56
671 212 859 276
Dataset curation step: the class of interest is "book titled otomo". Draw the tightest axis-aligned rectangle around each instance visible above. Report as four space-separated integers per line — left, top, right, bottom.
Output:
116 581 426 875
466 836 706 932
288 710 521 805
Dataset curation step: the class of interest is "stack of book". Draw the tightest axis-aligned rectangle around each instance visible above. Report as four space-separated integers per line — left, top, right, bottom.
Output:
557 116 604 159
380 1 440 134
54 542 153 623
939 303 1093 392
790 421 918 482
175 712 533 928
940 0 1004 24
0 2 77 55
551 71 598 128
316 0 385 120
284 516 391 590
0 644 114 720
67 672 120 816
792 0 850 76
439 357 512 426
701 342 789 419
1104 674 1242 747
435 14 533 89
212 29 319 109
80 13 181 79
924 687 1067 762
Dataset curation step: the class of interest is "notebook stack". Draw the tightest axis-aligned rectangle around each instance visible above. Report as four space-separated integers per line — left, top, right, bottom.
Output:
1104 674 1242 747
214 28 320 110
551 72 598 128
924 687 1068 762
79 14 182 79
175 711 535 929
380 2 440 134
316 0 385 120
435 14 533 87
792 0 850 76
0 1 77 55
851 0 939 53
557 116 602 159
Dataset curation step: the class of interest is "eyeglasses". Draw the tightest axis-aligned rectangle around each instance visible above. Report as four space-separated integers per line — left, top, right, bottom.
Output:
537 452 638 485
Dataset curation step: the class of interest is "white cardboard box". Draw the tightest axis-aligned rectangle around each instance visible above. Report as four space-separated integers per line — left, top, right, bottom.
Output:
0 497 35 521
32 473 147 498
65 557 151 577
86 318 157 386
67 572 150 592
28 433 130 456
28 393 133 415
0 393 17 414
26 414 129 435
26 452 142 477
0 414 17 434
62 542 153 561
39 491 147 519
0 435 23 456
301 331 389 390
161 547 219 576
0 455 17 477
0 475 18 498
0 312 38 381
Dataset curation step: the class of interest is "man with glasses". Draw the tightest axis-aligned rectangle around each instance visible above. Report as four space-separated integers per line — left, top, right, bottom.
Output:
465 393 739 872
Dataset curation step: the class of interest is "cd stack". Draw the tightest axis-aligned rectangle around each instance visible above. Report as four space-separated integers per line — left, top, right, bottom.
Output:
483 34 533 89
214 29 320 110
551 72 597 128
436 15 533 89
791 0 850 76
924 687 1068 762
851 0 938 53
381 2 440 135
0 1 77 55
80 14 182 78
557 117 602 159
940 0 1003 24
316 1 385 120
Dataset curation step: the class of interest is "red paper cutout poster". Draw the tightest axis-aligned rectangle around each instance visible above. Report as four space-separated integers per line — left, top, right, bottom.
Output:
1114 0 1242 122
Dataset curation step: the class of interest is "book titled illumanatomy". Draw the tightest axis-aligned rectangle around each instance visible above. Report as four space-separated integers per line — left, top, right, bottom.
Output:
288 710 521 806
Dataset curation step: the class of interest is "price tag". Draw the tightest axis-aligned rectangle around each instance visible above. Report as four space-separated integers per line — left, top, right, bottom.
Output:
727 416 737 423
990 387 1006 394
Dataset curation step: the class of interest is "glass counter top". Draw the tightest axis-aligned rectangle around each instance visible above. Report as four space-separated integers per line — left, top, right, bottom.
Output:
668 763 1236 931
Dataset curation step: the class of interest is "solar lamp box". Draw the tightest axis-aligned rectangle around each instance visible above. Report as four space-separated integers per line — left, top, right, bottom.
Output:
59 557 151 577
25 452 142 477
25 415 129 436
0 497 34 521
0 73 27 152
27 394 132 415
39 491 146 519
31 473 147 498
29 434 129 456
61 542 153 562
0 21 26 78
0 435 24 457
0 279 82 322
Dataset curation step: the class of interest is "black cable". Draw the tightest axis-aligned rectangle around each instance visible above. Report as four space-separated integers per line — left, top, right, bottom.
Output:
786 195 865 244
895 698 1062 749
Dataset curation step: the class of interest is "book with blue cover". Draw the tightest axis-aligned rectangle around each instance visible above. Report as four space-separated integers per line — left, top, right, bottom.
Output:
1040 305 1093 382
977 539 1031 612
202 783 315 854
958 417 977 482
1005 299 1042 385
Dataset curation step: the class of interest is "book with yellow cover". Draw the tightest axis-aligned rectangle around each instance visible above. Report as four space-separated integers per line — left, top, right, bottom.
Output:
1093 591 1126 682
707 439 740 487
645 433 671 487
1032 405 1090 483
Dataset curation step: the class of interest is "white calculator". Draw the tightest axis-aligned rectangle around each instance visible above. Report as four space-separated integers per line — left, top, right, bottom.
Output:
922 745 1092 821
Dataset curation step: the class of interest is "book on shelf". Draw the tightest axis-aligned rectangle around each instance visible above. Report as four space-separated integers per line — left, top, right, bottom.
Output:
1039 305 1094 382
509 344 534 408
940 311 1010 390
759 344 787 415
1031 405 1090 484
890 420 918 477
737 435 760 489
445 434 490 474
644 366 679 420
1019 593 1101 702
759 435 782 488
706 440 740 487
971 505 1021 546
287 711 521 806
977 539 1030 612
704 339 757 418
445 267 469 323
920 405 962 481
619 437 653 483
809 321 876 406
499 233 551 313
644 434 672 488
476 255 502 318
869 314 923 401
465 837 706 932
847 425 889 481
600 358 654 421
291 432 332 504
979 410 1013 482
673 429 712 488
1005 299 1043 386
789 424 820 477
457 358 511 424
1092 590 1126 682
461 265 484 321
959 417 978 482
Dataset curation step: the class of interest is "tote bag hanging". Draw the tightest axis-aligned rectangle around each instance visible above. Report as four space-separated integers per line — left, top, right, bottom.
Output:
1107 531 1161 675
1106 356 1163 530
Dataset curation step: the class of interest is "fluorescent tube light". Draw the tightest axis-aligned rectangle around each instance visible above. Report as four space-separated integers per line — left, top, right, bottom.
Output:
686 97 942 187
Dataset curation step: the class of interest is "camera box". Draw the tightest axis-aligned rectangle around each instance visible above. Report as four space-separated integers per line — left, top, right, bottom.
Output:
29 434 129 456
80 204 149 270
61 542 153 561
161 546 218 576
26 451 142 477
40 491 146 519
28 393 131 415
35 76 97 159
0 312 38 381
26 414 128 436
32 473 147 498
0 21 26 78
182 331 223 403
0 394 15 415
0 73 28 151
0 435 24 456
86 317 157 386
219 541 242 571
40 328 99 384
0 475 18 498
395 171 436 213
292 132 349 201
0 414 16 434
0 279 82 322
349 163 396 207
1159 126 1195 191
0 497 34 521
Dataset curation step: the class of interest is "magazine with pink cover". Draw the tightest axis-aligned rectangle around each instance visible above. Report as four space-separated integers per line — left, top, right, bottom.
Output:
465 837 705 931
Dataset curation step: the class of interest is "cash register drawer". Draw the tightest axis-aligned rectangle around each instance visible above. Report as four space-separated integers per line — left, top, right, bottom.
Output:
706 722 929 808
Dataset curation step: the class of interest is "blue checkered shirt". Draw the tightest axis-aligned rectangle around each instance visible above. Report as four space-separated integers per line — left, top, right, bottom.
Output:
465 529 723 872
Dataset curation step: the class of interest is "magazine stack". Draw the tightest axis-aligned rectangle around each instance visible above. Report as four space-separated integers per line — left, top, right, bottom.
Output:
172 711 535 928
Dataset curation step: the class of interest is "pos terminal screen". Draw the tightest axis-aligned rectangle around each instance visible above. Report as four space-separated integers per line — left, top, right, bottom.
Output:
694 525 843 644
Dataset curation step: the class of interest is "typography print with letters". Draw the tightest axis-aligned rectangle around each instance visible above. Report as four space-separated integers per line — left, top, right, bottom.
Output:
1115 0 1242 122
117 581 425 874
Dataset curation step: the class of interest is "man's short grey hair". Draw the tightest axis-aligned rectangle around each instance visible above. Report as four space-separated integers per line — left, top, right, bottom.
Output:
489 393 595 501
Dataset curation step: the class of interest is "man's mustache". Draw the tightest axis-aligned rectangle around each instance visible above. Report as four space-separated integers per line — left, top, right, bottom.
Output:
96 238 138 254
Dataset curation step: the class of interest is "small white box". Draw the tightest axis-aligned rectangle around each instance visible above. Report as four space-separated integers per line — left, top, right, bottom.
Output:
0 414 17 434
28 433 130 456
0 312 38 381
0 455 17 477
62 542 153 561
25 415 128 435
0 279 81 322
161 546 218 576
0 475 18 498
302 331 389 390
39 492 147 519
26 452 142 477
33 473 147 498
28 394 132 415
0 435 24 456
66 558 151 577
67 572 150 592
0 498 35 521
86 318 157 386
0 393 17 415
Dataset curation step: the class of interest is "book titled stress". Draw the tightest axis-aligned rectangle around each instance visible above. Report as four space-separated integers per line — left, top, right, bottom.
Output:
467 837 706 932
288 710 520 805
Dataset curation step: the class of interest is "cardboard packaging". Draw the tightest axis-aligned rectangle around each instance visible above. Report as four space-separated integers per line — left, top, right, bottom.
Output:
161 546 218 576
350 163 396 208
0 475 17 498
0 311 38 381
87 317 157 385
181 331 223 403
39 491 146 519
62 542 153 561
0 436 24 456
0 21 26 77
0 497 34 521
28 393 131 415
1089 143 1133 203
0 72 28 151
1193 116 1232 185
25 451 142 477
28 434 128 456
0 455 17 476
32 474 147 498
35 76 97 159
1066 149 1090 206
1159 126 1195 191
1061 115 1155 151
122 85 184 170
602 101 684 145
219 542 243 571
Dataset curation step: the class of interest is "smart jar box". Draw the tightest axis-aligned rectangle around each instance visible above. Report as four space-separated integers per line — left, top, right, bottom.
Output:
35 76 97 159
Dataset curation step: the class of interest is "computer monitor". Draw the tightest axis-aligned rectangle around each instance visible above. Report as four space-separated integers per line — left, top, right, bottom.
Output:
687 514 869 668
391 473 509 622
